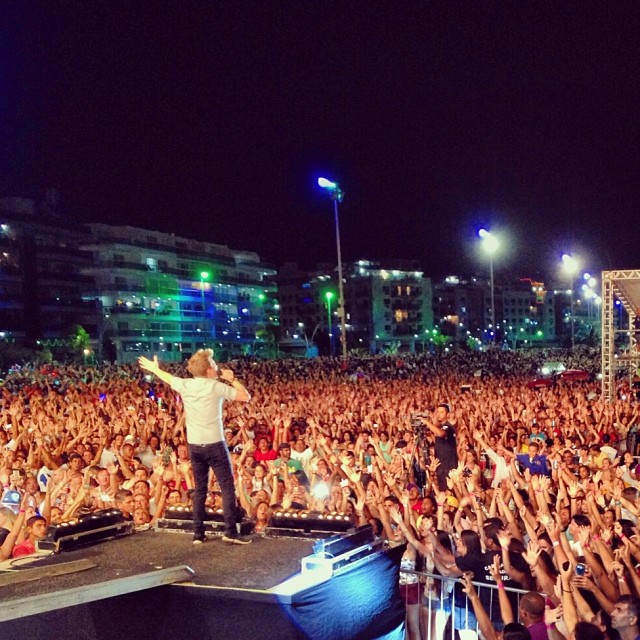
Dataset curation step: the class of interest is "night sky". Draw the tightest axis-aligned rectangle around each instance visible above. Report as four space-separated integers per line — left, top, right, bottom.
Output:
2 4 640 281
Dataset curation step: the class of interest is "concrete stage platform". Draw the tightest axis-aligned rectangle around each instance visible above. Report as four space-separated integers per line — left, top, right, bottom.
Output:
0 529 405 640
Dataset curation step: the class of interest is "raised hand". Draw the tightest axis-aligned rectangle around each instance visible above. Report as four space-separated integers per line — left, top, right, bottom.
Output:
522 540 542 567
576 526 591 546
496 530 511 549
389 506 403 524
488 554 502 583
545 603 563 626
138 355 160 373
460 572 477 597
601 528 613 544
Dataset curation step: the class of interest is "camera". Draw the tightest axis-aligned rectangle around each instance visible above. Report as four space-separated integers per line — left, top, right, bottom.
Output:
576 563 586 576
411 413 428 440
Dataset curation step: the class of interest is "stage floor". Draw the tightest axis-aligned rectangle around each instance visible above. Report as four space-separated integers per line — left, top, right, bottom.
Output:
0 528 406 640
0 529 316 606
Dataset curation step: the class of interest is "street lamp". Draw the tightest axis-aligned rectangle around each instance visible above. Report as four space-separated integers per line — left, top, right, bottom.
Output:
562 254 578 349
478 229 499 337
318 177 347 359
325 291 334 356
200 271 209 330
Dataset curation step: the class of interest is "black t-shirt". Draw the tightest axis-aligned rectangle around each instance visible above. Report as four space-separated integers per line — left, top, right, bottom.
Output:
455 550 501 623
435 421 457 470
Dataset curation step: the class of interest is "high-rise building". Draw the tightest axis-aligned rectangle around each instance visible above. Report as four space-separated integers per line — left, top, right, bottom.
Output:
433 275 556 347
0 198 97 350
82 224 278 363
0 197 277 363
277 260 433 354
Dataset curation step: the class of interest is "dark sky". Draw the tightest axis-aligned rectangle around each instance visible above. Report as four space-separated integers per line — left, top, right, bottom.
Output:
2 4 640 281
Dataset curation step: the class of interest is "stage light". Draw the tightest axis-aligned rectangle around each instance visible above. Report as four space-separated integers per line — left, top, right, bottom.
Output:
311 482 330 500
157 507 255 536
266 510 354 538
37 509 135 552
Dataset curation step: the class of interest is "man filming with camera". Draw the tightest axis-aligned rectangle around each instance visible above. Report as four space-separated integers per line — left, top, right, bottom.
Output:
418 403 458 490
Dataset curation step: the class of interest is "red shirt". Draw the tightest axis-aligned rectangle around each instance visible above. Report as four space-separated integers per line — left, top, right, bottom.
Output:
12 538 36 558
254 449 277 462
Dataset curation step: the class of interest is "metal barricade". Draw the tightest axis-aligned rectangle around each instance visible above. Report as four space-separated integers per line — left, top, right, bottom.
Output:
398 567 530 640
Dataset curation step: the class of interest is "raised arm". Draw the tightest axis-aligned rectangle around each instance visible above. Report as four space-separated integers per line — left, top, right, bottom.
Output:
138 356 174 386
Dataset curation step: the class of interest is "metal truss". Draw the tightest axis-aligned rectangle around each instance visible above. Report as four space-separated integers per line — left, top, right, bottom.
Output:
602 270 640 402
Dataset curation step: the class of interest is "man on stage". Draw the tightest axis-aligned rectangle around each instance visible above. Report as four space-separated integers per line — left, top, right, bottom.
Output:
138 349 251 545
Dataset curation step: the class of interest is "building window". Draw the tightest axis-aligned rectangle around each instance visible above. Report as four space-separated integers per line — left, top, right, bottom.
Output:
394 309 408 322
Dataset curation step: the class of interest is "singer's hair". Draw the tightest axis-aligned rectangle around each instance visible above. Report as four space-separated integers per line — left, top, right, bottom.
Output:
187 349 215 377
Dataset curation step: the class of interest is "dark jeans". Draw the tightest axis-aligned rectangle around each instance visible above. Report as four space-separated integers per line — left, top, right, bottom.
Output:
189 441 237 537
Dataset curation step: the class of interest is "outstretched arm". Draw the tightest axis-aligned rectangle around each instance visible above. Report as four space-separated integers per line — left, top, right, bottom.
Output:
138 356 174 385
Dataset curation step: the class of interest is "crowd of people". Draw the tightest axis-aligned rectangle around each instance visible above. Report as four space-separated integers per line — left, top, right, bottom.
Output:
1 347 640 640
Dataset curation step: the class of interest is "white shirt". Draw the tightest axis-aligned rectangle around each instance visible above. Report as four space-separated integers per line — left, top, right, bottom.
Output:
169 376 236 445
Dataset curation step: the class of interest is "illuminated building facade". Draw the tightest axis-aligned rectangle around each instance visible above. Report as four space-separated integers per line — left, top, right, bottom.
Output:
278 260 433 354
0 198 277 363
82 224 278 363
434 275 556 347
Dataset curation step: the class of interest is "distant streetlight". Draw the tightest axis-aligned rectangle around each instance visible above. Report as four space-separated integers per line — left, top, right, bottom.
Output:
200 271 210 328
325 291 335 356
478 229 499 336
562 254 578 349
318 177 347 359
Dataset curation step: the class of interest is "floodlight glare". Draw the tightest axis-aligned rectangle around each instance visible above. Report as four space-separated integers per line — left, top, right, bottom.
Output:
318 177 337 189
562 253 578 275
478 228 499 254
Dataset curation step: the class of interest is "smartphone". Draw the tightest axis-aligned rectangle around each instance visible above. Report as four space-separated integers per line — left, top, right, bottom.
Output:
576 563 586 576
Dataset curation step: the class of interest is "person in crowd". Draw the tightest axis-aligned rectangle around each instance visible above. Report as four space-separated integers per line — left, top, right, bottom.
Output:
3 346 640 640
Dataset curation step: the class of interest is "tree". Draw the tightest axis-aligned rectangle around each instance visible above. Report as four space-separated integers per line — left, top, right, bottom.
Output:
69 325 91 363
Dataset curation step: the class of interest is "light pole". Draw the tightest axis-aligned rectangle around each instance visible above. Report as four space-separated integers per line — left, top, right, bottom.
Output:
479 229 499 339
325 291 334 356
562 254 578 349
200 271 209 333
318 177 347 359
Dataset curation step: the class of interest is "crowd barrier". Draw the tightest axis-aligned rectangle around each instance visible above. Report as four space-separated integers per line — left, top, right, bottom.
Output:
398 568 530 640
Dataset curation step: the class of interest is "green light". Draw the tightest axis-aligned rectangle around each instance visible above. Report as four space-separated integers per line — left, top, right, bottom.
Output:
536 330 543 337
258 293 266 301
200 271 210 280
325 291 334 300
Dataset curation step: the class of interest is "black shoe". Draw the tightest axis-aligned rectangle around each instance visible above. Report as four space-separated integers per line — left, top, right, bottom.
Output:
193 535 206 545
221 534 252 545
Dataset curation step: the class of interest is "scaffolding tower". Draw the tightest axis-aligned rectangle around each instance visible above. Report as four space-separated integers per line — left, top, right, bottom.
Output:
601 270 640 402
